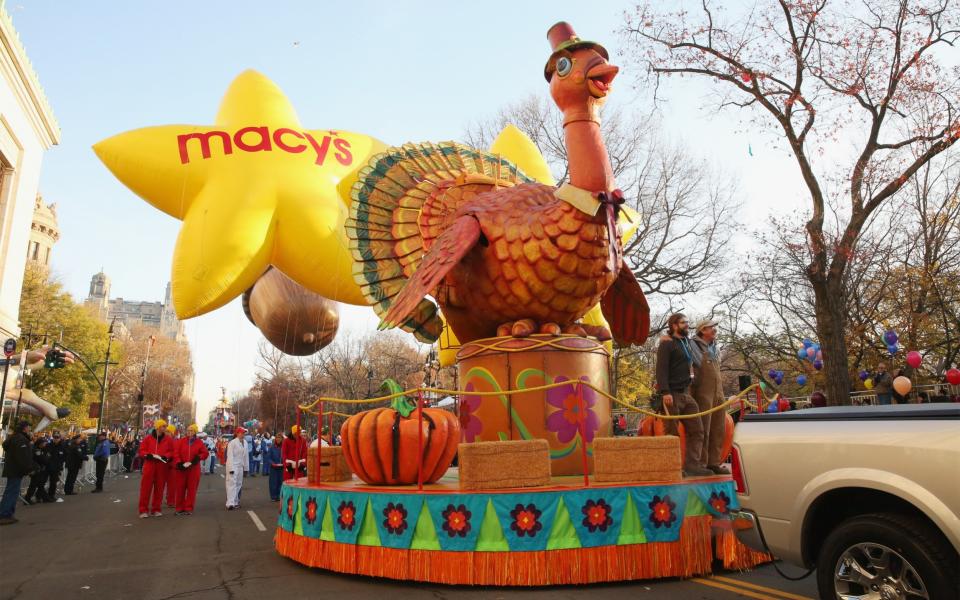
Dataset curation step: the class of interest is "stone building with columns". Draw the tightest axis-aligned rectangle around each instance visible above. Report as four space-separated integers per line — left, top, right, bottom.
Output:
0 6 59 341
25 193 58 273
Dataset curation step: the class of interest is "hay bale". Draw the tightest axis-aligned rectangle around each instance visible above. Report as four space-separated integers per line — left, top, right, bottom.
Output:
593 436 682 483
307 445 352 483
458 439 551 490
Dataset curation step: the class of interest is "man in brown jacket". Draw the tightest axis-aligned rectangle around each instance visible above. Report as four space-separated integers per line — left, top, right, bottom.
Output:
690 318 730 474
656 313 710 477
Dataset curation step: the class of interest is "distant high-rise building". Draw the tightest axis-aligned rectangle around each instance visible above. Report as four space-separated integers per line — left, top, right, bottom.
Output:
84 272 185 342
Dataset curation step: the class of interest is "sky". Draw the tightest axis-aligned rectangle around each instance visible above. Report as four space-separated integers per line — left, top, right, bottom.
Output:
12 1 809 423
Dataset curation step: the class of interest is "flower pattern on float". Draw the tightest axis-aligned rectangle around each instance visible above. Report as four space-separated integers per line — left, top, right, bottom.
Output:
442 503 472 537
337 500 357 531
458 383 483 442
581 498 614 532
305 497 319 524
509 503 543 537
545 376 599 443
708 491 730 515
648 494 677 528
383 502 408 535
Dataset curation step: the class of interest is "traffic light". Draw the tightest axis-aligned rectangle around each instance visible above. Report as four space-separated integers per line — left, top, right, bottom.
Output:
44 348 67 369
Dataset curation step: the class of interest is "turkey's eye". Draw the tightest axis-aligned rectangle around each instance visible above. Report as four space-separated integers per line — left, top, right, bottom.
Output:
556 57 572 77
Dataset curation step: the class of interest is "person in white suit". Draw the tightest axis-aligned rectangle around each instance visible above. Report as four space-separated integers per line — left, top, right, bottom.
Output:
225 427 248 510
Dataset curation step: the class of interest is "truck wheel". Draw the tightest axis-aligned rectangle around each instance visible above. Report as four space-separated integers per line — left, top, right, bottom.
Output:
816 513 958 600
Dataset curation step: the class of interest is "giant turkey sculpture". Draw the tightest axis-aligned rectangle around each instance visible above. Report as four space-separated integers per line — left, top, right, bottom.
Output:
347 22 649 346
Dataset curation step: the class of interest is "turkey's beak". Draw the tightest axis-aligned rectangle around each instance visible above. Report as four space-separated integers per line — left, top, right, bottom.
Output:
587 63 619 99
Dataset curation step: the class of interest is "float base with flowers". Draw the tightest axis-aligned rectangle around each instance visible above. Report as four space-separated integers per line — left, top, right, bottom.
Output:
275 470 770 586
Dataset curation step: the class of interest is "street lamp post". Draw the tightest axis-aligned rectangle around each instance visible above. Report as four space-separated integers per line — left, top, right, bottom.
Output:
366 368 374 399
96 319 117 434
135 335 156 437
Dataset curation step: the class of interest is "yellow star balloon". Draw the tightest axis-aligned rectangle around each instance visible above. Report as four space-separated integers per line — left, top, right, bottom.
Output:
93 70 386 318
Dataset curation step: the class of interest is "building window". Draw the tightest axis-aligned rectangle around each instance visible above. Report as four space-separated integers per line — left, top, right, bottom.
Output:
30 241 39 260
44 247 50 265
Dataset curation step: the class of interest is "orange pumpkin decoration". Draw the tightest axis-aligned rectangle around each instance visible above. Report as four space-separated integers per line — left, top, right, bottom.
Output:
638 413 735 463
341 397 460 485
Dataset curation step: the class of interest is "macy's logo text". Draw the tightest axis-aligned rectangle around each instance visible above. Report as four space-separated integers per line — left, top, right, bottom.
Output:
177 127 352 166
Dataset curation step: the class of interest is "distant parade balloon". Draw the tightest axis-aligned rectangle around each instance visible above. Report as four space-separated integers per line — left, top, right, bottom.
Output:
243 267 340 356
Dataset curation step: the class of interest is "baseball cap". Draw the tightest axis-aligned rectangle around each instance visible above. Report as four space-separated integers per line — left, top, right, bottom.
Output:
695 318 720 332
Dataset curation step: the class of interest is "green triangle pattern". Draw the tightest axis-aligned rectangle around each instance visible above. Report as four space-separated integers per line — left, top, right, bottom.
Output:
475 498 509 551
616 492 646 545
686 491 708 517
356 499 382 547
410 503 441 550
546 498 581 550
319 497 335 541
293 493 304 536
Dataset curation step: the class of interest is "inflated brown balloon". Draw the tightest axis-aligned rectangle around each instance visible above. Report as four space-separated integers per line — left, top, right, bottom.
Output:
243 267 339 355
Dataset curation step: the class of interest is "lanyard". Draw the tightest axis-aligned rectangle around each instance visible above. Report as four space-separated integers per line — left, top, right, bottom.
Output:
677 337 693 363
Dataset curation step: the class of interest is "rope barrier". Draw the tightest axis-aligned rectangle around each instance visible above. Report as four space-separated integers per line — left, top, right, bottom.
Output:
298 380 777 421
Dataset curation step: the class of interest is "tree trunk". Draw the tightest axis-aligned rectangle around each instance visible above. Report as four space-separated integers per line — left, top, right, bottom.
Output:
811 277 851 406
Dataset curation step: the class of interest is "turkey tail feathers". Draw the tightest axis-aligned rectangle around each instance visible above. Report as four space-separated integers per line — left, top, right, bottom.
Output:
346 142 532 343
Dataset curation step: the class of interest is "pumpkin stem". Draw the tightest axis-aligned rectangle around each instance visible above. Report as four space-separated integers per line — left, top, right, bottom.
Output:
390 395 416 418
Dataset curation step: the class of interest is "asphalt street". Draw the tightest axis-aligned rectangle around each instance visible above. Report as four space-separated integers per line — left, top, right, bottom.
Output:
0 466 819 600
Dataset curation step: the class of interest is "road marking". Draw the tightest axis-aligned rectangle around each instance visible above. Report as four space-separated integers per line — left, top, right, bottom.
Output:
247 510 267 532
691 576 814 600
709 575 814 600
691 578 779 599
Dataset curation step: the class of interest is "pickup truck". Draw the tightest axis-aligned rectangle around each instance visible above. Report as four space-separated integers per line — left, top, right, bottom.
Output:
731 404 960 599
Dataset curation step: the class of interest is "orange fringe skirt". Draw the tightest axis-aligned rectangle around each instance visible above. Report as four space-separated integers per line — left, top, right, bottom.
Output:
275 515 772 586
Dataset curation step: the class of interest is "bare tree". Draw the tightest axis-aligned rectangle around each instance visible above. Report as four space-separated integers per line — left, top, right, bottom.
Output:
716 153 960 395
624 0 960 403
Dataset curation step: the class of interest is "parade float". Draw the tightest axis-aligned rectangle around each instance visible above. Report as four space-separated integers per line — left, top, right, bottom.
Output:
94 21 771 586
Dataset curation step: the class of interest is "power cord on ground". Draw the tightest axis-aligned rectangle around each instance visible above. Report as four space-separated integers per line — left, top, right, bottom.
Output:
754 513 816 581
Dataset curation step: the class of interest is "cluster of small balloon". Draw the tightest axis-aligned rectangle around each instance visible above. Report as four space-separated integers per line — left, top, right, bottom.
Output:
883 330 899 355
767 368 785 385
796 338 824 370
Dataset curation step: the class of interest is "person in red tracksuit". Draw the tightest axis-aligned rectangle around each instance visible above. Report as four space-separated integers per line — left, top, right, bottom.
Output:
174 424 208 515
138 419 174 518
281 425 308 481
164 424 180 508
